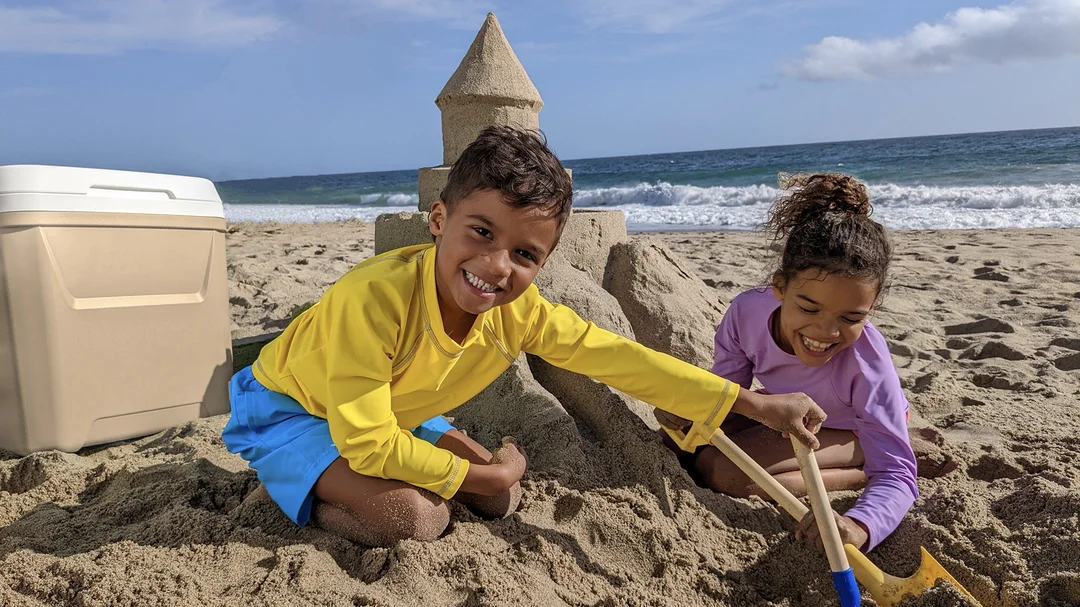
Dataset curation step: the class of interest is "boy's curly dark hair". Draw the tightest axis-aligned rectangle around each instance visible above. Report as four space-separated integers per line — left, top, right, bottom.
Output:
440 125 574 230
765 172 891 299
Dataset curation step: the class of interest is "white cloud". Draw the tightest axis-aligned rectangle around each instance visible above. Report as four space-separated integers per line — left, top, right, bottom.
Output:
334 0 488 23
0 0 285 54
782 0 1080 81
0 0 488 55
285 0 490 31
572 0 832 34
574 0 741 34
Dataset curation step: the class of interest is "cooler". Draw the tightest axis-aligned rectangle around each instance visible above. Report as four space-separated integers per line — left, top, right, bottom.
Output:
0 164 232 455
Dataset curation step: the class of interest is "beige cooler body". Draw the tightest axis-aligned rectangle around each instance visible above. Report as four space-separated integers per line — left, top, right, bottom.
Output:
0 165 232 455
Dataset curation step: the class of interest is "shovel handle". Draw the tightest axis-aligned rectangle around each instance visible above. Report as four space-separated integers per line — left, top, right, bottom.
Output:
708 431 809 520
791 437 850 573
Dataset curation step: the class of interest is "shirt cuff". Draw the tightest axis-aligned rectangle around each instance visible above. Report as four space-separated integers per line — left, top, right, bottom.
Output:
435 456 470 499
843 509 876 551
703 380 740 432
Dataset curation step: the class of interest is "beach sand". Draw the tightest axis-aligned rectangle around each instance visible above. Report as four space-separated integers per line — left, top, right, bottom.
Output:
2 222 1078 606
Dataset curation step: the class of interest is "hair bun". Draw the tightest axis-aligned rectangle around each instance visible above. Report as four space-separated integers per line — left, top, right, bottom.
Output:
778 172 872 218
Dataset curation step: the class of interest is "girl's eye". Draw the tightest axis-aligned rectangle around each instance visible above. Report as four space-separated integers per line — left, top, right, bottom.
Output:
472 227 492 239
841 316 862 325
797 306 818 314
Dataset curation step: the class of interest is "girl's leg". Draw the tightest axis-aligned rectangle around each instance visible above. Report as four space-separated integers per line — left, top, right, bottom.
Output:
434 430 522 519
657 410 763 468
694 420 866 499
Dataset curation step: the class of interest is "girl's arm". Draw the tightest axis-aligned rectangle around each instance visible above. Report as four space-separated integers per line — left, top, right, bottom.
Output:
712 304 755 390
842 351 919 551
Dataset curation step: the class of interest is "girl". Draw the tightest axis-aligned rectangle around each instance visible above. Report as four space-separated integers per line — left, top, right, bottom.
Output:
660 172 917 553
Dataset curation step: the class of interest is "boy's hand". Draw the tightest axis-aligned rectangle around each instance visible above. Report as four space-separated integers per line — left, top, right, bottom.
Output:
733 390 826 449
653 409 692 432
490 440 527 489
459 440 527 496
796 510 869 552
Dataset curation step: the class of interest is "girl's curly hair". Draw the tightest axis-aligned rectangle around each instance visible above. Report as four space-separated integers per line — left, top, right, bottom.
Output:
764 172 891 299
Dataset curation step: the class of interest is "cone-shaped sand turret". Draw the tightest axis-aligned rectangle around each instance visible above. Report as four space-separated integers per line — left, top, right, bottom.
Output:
435 13 543 165
414 12 566 211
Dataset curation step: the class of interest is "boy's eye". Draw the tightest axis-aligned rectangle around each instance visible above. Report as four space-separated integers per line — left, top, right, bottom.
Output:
516 249 536 262
472 227 492 239
797 305 818 314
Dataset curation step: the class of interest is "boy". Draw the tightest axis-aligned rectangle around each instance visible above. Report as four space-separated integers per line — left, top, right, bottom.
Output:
223 125 827 547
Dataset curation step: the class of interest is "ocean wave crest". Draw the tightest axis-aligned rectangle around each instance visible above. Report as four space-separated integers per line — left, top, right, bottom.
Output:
224 181 1080 230
574 181 1080 210
358 192 418 206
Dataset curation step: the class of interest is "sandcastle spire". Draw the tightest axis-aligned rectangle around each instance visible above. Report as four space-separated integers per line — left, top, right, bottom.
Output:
435 12 543 164
417 12 547 211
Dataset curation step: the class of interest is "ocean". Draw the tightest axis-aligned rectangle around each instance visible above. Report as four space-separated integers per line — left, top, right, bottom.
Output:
217 126 1080 231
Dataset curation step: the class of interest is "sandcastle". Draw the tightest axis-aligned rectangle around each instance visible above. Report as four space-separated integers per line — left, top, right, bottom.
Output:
373 13 729 469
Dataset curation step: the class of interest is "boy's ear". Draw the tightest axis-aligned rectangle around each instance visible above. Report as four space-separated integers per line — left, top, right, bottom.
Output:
428 200 447 237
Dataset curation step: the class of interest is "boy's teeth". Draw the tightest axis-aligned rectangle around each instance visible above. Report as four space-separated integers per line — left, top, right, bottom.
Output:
801 335 834 352
465 270 498 293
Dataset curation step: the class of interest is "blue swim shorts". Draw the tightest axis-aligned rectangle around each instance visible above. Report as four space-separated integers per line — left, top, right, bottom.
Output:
221 365 456 526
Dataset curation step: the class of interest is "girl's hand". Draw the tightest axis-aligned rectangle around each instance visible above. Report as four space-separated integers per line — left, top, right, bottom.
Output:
795 510 869 552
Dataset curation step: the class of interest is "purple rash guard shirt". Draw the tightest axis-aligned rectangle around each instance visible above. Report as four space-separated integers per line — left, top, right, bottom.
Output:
712 288 918 550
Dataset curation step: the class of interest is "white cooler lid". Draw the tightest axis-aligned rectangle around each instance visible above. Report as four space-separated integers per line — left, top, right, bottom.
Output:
0 164 224 218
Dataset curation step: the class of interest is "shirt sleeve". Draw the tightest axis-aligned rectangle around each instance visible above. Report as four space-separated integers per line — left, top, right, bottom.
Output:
319 283 469 499
842 364 919 551
520 292 739 432
711 304 754 390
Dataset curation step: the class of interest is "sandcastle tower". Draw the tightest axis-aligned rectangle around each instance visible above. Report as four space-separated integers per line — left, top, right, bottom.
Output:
375 12 578 252
417 12 545 211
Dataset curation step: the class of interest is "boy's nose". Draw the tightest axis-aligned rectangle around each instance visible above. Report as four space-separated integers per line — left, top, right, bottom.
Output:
486 250 512 277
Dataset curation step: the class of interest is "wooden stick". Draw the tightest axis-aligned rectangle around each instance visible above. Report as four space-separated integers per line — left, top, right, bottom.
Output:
709 431 808 520
791 436 850 574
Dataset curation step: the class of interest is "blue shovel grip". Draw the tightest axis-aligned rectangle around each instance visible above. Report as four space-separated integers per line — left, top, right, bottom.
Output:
831 568 861 607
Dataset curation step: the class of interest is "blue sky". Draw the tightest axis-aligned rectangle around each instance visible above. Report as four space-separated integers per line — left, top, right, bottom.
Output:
0 0 1078 180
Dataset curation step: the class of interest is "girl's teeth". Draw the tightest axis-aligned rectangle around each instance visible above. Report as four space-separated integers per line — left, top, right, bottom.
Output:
465 271 498 293
801 335 834 353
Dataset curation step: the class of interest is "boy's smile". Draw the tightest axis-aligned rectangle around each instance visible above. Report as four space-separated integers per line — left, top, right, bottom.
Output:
428 188 561 340
771 270 878 367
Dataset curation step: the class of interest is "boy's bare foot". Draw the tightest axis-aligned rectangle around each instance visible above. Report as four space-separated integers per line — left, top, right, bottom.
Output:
243 483 271 504
458 483 522 519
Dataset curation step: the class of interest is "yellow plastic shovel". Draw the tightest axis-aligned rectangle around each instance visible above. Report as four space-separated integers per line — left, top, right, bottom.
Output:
663 422 980 606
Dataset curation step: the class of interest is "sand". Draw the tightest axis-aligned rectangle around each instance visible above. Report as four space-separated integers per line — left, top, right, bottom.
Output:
2 222 1079 607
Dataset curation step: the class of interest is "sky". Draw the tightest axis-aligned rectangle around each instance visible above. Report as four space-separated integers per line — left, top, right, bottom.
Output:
0 0 1078 181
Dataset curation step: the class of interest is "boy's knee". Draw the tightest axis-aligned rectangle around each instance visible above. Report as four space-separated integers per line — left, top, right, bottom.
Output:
390 490 451 543
316 490 450 546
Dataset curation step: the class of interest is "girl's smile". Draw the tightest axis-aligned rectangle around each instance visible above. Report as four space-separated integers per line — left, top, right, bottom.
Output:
772 270 879 367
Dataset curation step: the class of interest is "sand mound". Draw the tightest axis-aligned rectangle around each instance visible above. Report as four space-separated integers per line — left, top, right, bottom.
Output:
3 224 1079 606
604 238 726 369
